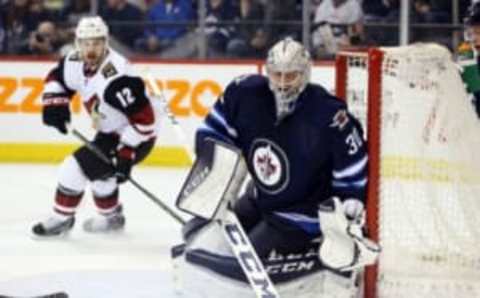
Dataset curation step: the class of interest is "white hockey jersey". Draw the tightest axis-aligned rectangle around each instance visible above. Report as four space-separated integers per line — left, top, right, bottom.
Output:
43 49 156 147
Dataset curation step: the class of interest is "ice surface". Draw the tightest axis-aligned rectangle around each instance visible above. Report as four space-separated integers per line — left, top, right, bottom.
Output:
0 164 190 298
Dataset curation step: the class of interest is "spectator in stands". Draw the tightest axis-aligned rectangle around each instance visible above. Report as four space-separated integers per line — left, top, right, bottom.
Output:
0 5 6 53
226 0 266 58
136 0 193 54
142 0 157 9
5 0 53 54
129 0 149 11
362 0 398 21
430 0 452 19
361 0 399 46
44 0 63 10
262 0 299 46
412 0 449 23
100 0 144 49
19 21 62 55
312 0 364 58
204 0 237 57
58 0 91 25
28 0 56 29
5 0 29 54
460 0 473 21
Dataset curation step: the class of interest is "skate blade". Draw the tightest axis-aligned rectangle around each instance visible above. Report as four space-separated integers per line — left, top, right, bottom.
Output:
82 226 126 235
0 291 69 298
30 228 73 241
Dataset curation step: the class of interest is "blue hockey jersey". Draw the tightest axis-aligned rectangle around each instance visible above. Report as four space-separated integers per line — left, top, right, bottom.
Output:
196 74 367 234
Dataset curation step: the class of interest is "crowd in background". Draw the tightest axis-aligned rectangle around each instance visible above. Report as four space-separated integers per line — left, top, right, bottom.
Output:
0 0 473 60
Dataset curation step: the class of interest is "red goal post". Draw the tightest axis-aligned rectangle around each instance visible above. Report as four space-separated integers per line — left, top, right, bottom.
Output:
336 48 382 298
335 44 480 298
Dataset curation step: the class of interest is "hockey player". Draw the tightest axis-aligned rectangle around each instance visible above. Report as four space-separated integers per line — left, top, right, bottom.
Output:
32 16 157 236
459 1 480 117
172 37 379 297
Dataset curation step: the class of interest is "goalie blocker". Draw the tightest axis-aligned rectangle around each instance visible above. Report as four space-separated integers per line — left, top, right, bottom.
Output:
172 140 373 298
176 138 247 220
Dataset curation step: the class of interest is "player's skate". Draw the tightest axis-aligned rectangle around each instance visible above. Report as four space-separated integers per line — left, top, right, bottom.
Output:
83 205 125 233
32 215 75 237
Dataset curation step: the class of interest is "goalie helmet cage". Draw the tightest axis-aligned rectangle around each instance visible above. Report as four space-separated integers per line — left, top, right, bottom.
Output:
335 43 480 298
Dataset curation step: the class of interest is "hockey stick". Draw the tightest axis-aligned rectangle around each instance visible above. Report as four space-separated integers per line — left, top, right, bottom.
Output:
143 72 196 162
220 210 280 298
70 128 186 225
0 292 68 298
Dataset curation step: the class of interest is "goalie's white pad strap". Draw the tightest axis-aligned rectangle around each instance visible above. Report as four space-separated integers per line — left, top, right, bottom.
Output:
318 197 380 272
176 138 247 220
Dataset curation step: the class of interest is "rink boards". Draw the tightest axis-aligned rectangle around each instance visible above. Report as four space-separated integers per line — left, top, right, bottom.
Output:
0 59 335 166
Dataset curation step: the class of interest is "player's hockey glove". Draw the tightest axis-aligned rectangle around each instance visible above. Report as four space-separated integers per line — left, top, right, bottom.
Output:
318 197 380 272
115 145 135 183
42 96 70 134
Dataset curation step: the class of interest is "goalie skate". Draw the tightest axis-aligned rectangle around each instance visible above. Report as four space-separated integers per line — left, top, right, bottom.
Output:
32 215 75 237
82 205 125 233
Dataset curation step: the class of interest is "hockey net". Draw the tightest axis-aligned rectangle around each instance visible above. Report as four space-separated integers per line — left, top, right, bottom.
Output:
335 43 480 298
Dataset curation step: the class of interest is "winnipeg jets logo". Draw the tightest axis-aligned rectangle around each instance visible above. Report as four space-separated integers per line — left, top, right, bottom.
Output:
255 146 279 185
249 139 289 194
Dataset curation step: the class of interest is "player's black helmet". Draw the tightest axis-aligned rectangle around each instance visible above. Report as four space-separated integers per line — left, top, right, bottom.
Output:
465 2 480 26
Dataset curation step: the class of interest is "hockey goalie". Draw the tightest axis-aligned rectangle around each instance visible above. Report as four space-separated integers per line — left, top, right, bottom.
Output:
171 38 380 298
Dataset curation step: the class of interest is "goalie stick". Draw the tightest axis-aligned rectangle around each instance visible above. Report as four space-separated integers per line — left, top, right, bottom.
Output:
143 72 196 162
220 209 280 298
70 128 186 225
0 292 68 298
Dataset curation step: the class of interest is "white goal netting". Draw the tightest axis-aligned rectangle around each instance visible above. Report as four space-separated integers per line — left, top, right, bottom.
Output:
336 43 480 298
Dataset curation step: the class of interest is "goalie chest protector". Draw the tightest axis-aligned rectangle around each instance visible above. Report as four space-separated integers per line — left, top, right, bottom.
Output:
212 75 367 217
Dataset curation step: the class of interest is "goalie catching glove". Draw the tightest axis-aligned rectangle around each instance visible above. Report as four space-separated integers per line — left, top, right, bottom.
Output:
318 197 380 272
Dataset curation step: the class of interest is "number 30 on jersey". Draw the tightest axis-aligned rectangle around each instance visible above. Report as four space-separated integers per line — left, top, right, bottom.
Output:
346 127 363 155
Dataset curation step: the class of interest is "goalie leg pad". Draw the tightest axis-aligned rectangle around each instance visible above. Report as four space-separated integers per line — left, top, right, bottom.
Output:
173 266 359 298
178 218 329 282
182 216 210 242
183 219 233 255
173 234 360 298
173 218 362 298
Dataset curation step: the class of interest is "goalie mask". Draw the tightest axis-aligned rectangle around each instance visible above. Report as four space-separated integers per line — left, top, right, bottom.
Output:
266 37 312 120
75 16 109 68
464 2 480 52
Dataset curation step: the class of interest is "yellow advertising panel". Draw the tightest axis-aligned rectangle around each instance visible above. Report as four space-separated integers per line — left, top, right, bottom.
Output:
0 60 334 166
